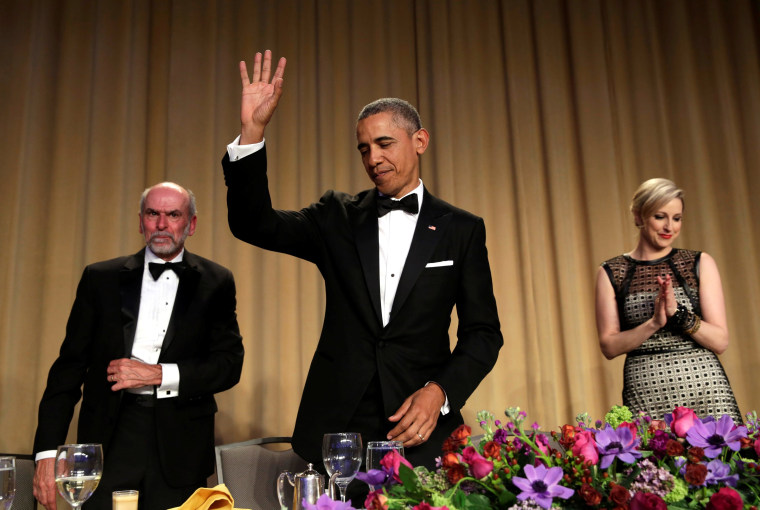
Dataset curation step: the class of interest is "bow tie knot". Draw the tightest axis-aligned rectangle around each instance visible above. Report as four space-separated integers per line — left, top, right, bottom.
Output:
148 261 186 281
376 194 419 217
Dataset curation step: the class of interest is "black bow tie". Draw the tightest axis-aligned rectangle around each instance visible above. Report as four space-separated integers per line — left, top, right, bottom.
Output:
376 194 419 217
148 261 186 281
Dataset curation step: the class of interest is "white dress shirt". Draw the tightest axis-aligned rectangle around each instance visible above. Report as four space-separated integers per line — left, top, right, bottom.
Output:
132 248 181 398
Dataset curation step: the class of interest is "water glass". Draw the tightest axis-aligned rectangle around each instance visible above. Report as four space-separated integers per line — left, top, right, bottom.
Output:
0 457 14 510
365 441 404 490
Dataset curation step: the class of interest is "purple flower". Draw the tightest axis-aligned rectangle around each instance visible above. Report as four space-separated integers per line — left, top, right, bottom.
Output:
705 459 739 487
493 428 509 444
512 464 574 509
648 429 670 458
595 424 642 469
303 493 357 510
685 415 747 458
355 468 389 488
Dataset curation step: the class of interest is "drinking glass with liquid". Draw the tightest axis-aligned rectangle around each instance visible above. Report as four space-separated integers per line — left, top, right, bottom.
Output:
112 490 138 510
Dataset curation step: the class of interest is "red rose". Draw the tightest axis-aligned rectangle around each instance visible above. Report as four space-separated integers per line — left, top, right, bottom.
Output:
482 440 501 460
665 439 684 457
442 437 459 453
450 424 472 446
630 491 667 510
559 424 576 448
441 452 460 468
364 490 389 510
579 483 602 505
446 464 467 485
687 446 705 463
609 482 630 505
684 463 708 486
706 487 744 510
670 407 698 438
755 437 760 457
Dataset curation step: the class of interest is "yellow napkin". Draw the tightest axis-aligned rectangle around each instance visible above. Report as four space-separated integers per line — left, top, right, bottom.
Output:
168 484 250 510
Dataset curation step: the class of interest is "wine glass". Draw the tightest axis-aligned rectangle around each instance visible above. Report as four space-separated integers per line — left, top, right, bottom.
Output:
55 444 103 509
322 432 362 502
365 441 404 490
0 457 14 510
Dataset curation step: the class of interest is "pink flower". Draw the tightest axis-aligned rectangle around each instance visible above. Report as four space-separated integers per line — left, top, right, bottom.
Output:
754 437 760 457
412 504 449 510
461 446 494 479
571 430 598 465
618 422 638 445
671 407 698 438
379 450 414 483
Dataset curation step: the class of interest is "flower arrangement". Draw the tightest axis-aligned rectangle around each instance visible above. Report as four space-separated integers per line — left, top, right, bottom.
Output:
307 405 760 509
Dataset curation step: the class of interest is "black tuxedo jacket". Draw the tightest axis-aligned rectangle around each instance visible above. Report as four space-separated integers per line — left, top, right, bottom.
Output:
33 249 244 486
223 148 502 466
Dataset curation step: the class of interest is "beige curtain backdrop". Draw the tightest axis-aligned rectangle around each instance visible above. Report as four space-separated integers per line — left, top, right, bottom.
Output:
1 0 759 454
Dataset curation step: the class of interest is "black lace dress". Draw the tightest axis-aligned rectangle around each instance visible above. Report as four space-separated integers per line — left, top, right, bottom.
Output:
601 249 741 422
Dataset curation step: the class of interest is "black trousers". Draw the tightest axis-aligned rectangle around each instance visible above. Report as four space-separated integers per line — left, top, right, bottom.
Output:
84 395 204 510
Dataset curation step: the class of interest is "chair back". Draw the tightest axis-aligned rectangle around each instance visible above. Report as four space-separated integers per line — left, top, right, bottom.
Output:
0 453 36 510
215 437 306 510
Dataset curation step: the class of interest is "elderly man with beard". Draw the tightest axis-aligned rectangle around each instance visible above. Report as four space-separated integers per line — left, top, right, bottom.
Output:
32 182 244 510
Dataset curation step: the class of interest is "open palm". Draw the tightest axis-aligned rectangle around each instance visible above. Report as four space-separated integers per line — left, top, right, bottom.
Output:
239 50 287 143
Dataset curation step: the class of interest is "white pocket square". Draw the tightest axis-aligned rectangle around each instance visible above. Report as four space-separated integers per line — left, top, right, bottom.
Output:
425 260 454 268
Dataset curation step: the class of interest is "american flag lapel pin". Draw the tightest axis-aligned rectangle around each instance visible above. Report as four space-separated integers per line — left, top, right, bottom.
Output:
428 225 436 231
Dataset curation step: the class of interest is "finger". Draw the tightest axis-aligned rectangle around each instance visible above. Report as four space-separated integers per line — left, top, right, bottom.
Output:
261 49 272 83
251 52 262 82
239 60 250 86
273 56 287 82
388 397 412 422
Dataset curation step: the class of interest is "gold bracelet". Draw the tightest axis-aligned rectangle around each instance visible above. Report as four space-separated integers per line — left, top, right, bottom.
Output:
684 314 701 335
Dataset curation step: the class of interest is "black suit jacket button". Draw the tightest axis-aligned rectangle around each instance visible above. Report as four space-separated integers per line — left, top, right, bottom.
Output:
378 341 386 349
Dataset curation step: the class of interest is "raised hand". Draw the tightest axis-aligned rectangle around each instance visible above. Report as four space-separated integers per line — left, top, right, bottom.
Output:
239 50 287 144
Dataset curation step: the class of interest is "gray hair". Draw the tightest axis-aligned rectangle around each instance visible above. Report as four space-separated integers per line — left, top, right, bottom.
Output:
139 182 197 218
630 178 684 226
357 98 423 136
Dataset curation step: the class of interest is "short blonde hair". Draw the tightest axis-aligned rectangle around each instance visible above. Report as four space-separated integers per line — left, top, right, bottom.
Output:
630 178 684 227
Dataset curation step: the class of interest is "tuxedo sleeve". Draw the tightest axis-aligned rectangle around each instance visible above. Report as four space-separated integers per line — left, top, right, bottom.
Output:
222 148 323 264
435 218 503 411
33 267 97 454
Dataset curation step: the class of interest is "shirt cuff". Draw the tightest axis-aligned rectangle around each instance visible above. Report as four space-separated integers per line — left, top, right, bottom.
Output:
35 450 56 462
425 381 450 415
157 363 179 399
227 135 265 161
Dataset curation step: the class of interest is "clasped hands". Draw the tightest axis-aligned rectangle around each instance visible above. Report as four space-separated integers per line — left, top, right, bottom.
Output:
652 274 678 328
386 383 446 447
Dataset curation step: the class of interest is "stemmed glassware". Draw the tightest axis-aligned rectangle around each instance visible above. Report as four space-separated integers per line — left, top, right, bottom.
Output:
0 457 15 510
55 444 103 509
322 433 362 502
365 441 404 491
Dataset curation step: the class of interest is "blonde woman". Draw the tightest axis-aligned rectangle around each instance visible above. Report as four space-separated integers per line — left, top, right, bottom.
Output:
595 178 741 421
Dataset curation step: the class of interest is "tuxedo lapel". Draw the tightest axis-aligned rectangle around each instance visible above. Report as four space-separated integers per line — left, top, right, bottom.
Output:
161 251 201 355
119 249 145 357
350 191 383 325
390 189 452 319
